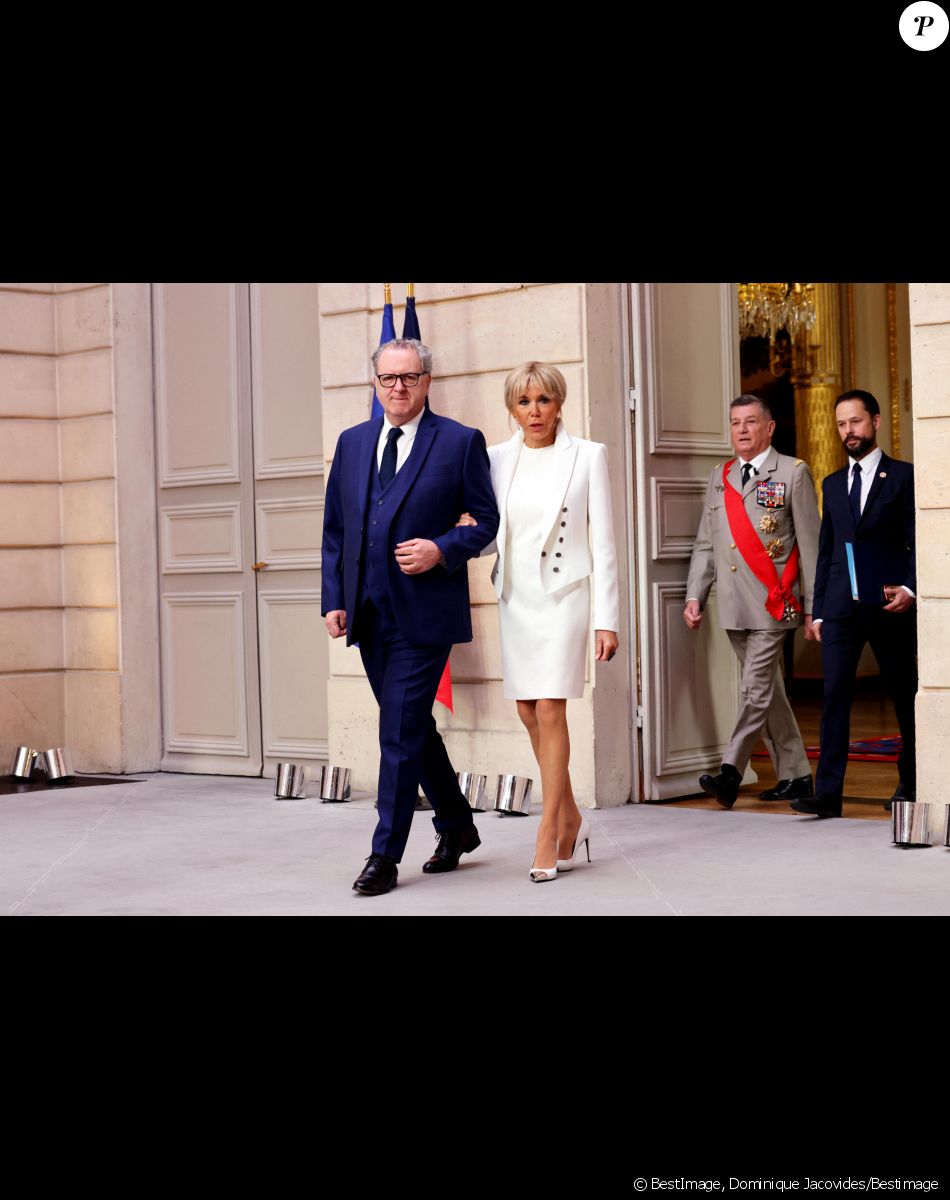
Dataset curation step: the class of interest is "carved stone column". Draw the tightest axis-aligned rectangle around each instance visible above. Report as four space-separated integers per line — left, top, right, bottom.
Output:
792 282 846 504
886 282 902 459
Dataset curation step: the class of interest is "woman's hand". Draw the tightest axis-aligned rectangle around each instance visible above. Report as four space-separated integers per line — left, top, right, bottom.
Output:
594 630 619 662
455 512 477 527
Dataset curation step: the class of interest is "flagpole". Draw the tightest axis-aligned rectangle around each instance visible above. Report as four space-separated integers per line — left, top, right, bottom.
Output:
372 285 396 420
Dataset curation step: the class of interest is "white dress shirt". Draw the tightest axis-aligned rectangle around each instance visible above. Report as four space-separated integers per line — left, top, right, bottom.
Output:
847 445 914 600
847 446 882 516
376 410 423 474
736 446 772 485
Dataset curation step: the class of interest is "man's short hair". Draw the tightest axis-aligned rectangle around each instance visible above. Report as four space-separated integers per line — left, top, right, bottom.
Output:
835 389 880 417
372 338 432 375
730 393 773 421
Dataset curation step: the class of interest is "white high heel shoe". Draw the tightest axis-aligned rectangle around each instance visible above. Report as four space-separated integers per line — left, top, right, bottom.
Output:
529 838 558 882
556 812 592 872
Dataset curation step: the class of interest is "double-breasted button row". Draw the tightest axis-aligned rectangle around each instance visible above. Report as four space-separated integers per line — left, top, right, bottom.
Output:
545 513 569 571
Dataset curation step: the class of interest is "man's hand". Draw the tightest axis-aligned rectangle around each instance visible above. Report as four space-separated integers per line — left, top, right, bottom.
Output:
325 610 347 639
595 630 619 661
883 585 915 613
456 512 477 527
803 614 819 642
395 538 443 574
683 599 703 630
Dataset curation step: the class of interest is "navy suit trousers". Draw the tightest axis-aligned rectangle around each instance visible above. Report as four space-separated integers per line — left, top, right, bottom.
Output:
357 596 474 861
817 604 917 797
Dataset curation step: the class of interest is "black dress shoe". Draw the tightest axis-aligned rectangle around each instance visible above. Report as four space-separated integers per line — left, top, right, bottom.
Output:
699 764 742 808
422 824 481 873
790 795 842 819
759 775 815 801
884 781 916 812
353 854 398 894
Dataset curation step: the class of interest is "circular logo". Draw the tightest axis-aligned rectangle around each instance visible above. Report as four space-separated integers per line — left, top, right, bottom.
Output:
900 2 949 48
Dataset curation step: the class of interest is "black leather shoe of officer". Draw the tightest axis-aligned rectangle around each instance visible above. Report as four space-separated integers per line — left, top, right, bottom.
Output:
759 775 815 801
422 824 481 873
884 781 916 812
699 764 742 808
790 794 842 819
353 854 399 895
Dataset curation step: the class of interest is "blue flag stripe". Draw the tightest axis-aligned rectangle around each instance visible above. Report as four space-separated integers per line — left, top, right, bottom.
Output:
371 302 397 419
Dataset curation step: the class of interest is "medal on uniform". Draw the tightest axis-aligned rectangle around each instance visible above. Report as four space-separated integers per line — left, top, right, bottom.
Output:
756 480 786 507
722 458 802 626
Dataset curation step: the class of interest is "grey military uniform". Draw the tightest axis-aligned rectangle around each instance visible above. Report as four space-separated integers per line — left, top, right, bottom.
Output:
687 448 821 779
687 449 820 629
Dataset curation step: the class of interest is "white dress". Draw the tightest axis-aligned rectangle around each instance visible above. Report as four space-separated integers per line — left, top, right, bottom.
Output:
499 443 590 700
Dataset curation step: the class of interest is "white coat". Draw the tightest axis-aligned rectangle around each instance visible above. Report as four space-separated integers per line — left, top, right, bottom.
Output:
486 421 619 633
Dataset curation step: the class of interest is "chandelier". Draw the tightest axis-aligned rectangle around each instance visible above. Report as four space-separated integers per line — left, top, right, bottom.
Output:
737 283 817 342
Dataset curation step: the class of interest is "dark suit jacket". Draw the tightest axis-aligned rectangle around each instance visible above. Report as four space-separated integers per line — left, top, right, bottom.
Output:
812 453 915 621
321 407 499 647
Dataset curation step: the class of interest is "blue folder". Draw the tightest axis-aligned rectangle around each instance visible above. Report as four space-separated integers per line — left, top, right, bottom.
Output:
845 542 860 601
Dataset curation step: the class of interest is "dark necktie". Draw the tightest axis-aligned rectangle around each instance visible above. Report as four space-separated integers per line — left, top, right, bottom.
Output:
849 461 862 524
378 426 403 488
741 462 754 488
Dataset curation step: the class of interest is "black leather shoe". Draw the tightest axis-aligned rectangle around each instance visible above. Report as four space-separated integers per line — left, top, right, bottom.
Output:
353 854 398 894
884 781 916 812
759 775 815 801
699 764 742 808
790 795 842 819
422 824 481 873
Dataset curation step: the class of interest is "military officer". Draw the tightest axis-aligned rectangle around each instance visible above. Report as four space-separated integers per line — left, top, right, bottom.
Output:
684 394 821 808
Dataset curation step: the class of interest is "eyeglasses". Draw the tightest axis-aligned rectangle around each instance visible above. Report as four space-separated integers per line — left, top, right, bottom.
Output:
376 372 426 388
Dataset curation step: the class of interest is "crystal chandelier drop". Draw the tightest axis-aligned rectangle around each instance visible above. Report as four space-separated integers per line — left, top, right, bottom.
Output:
737 283 817 342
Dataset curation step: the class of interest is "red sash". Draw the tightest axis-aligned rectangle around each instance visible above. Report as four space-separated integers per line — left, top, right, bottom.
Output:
723 459 802 622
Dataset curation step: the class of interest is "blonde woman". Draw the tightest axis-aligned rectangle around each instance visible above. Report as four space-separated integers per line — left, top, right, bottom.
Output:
461 363 619 881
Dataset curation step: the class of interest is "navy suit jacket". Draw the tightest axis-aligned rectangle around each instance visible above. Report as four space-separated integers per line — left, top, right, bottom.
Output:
812 452 915 621
321 407 500 646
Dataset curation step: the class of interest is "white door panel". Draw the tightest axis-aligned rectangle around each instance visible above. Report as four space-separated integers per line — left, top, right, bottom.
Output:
155 283 328 777
250 283 328 780
630 282 745 800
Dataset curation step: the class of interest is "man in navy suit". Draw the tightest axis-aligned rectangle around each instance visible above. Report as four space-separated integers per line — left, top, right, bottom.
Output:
322 338 500 894
791 390 917 819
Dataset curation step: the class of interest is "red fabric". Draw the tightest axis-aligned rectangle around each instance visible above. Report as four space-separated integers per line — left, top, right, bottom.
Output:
435 658 453 713
753 737 901 763
722 459 802 622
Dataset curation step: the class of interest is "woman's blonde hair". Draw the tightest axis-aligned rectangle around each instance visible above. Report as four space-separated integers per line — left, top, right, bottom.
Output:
503 362 567 413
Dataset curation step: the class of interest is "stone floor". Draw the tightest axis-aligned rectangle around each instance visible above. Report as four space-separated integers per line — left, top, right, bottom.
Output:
2 772 948 916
